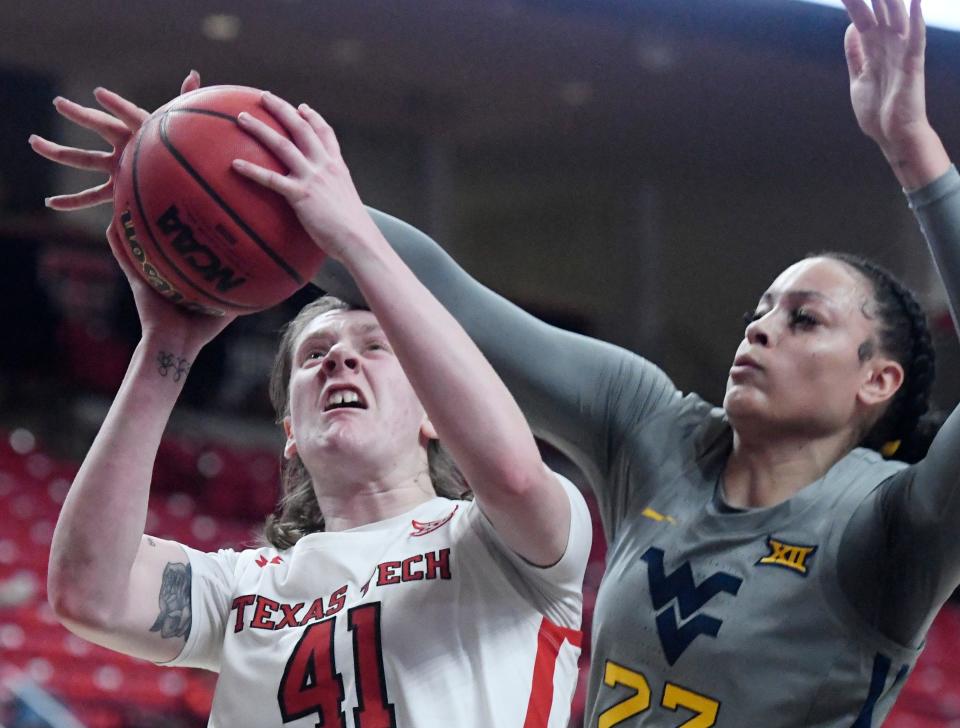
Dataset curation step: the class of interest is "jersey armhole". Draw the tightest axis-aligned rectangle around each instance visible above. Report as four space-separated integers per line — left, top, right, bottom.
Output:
468 473 592 589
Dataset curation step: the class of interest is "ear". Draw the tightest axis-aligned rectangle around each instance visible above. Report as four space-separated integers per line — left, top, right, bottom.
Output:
858 357 905 408
282 416 298 460
419 414 438 444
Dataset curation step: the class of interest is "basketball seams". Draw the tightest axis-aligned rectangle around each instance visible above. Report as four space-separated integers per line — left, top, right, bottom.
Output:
159 109 306 286
130 117 261 311
165 109 236 123
115 85 323 315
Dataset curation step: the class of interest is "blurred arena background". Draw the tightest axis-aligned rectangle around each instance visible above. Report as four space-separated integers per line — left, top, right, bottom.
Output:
1 1 959 726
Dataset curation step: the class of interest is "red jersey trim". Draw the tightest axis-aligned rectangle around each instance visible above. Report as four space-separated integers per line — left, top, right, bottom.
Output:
410 504 459 537
523 617 583 728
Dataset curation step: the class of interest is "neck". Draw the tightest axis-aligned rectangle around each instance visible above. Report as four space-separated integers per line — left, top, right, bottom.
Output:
308 456 436 532
722 428 855 509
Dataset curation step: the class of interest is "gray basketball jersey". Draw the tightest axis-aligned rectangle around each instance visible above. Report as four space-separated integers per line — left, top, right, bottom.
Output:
586 392 916 728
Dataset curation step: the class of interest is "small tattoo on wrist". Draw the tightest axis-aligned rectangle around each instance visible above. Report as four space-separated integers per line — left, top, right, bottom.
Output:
157 351 191 382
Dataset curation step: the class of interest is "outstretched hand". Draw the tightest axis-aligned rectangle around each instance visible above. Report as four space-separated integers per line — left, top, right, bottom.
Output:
29 72 201 211
842 0 926 146
841 0 950 187
32 73 234 349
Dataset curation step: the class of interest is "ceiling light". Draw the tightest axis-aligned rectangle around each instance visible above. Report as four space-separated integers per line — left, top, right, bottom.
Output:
329 38 365 66
202 14 242 42
635 38 677 73
560 81 593 107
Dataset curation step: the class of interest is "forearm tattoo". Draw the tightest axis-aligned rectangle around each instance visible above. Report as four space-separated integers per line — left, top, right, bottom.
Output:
150 562 192 641
157 351 191 382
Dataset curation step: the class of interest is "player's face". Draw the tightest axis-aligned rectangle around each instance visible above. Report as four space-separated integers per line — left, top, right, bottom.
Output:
283 309 435 473
723 257 887 439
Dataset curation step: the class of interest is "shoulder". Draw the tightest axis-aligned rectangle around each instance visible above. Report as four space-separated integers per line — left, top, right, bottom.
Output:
817 448 911 519
181 543 271 581
833 448 909 486
625 391 728 462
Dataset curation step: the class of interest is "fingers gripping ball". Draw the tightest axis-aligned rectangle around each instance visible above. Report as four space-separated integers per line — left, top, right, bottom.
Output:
112 86 324 316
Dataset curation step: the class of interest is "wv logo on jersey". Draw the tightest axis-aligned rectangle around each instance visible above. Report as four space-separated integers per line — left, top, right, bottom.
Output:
641 547 742 666
756 537 817 576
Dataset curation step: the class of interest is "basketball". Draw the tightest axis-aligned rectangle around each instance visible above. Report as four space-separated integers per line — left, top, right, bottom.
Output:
112 85 324 316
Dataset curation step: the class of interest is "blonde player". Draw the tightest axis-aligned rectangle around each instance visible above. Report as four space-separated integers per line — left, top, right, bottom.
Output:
38 91 590 727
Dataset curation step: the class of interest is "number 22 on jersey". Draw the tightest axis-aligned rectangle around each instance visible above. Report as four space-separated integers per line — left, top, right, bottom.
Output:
278 602 396 728
599 660 720 728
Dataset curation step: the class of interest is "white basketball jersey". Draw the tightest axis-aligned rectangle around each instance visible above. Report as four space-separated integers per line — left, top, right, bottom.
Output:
160 473 590 727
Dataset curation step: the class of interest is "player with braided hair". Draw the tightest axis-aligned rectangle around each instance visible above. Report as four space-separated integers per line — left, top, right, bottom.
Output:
31 0 960 724
821 252 938 462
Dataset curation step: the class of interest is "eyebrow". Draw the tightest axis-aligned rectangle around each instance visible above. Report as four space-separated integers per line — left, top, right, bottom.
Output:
355 322 384 336
297 321 384 351
296 331 333 352
759 290 834 305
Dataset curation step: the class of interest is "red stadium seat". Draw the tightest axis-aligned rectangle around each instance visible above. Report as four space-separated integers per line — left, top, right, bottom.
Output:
884 603 960 725
0 437 237 726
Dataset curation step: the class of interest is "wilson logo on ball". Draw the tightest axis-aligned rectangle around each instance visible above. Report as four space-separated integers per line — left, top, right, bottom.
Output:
119 210 222 316
111 85 327 316
156 205 247 293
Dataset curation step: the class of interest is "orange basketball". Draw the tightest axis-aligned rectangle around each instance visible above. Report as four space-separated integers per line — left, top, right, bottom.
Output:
112 86 324 316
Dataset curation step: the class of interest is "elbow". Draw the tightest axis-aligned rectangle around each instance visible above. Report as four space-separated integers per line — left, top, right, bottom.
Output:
47 564 112 631
47 572 85 626
481 458 550 504
47 552 73 618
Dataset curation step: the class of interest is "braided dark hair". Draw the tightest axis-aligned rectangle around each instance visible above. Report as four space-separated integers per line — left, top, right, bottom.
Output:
820 252 937 462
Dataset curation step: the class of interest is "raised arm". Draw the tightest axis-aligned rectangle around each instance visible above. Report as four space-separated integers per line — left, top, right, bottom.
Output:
872 169 960 633
841 0 950 189
232 94 583 564
29 76 679 509
838 171 960 646
837 0 960 645
843 0 959 510
47 224 234 661
315 203 679 497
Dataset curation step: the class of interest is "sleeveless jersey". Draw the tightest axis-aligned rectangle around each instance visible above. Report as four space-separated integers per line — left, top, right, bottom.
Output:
160 474 591 728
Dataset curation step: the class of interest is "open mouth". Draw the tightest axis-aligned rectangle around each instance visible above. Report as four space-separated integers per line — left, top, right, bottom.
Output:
322 387 368 412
